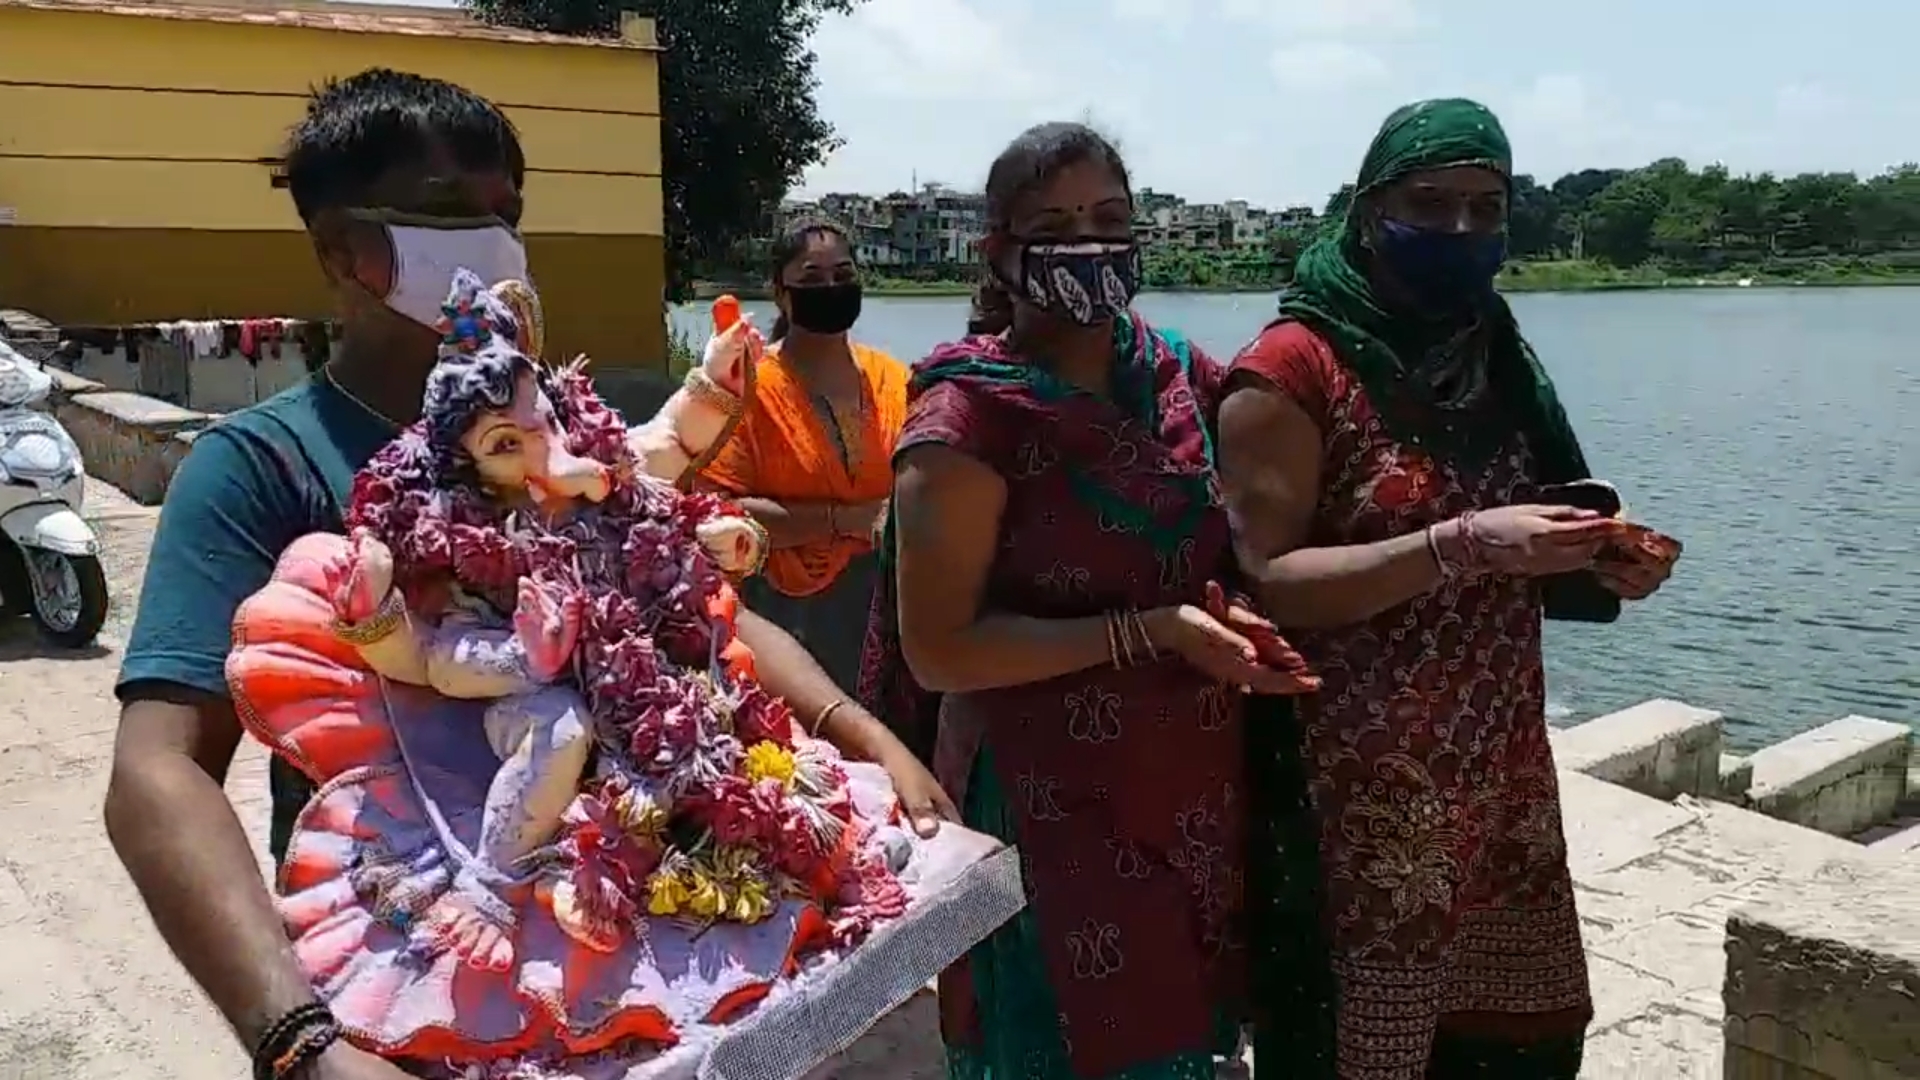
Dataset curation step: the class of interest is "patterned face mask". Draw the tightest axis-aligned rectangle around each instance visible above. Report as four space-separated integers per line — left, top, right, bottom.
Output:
1002 239 1143 326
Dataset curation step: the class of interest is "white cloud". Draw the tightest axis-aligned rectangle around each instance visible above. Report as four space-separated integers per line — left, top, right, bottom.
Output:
1222 0 1420 35
1494 73 1638 170
1269 42 1388 90
1486 74 1763 178
1111 0 1193 30
1775 82 1844 121
808 0 1046 103
1506 74 1608 133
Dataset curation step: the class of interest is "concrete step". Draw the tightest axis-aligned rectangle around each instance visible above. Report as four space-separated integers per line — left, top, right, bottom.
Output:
1719 753 1753 803
1550 699 1725 800
1863 816 1920 858
1744 716 1913 837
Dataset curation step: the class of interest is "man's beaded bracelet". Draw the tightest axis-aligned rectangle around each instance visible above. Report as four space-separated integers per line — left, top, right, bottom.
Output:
251 1002 341 1080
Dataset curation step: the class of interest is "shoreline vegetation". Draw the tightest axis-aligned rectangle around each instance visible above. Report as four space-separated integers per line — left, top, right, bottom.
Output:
699 158 1920 301
695 258 1920 301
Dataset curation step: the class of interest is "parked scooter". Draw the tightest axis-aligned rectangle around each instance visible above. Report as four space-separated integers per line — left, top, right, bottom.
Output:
0 336 107 647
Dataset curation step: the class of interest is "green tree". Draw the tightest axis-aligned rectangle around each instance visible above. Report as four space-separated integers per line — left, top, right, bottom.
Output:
1719 173 1783 254
1507 174 1560 258
462 0 856 299
1582 173 1666 266
1776 171 1861 253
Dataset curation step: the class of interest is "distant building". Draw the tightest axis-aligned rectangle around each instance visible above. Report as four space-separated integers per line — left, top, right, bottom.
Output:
765 182 1322 268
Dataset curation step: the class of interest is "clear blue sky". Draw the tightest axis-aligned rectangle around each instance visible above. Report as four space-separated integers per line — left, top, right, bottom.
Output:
375 0 1915 209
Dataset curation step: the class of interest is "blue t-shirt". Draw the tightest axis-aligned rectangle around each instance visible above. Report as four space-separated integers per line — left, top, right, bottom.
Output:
116 377 397 862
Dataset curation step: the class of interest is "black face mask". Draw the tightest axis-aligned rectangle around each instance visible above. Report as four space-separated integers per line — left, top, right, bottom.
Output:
782 282 863 335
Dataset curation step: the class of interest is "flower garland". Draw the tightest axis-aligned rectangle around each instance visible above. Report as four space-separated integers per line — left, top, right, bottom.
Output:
344 365 905 945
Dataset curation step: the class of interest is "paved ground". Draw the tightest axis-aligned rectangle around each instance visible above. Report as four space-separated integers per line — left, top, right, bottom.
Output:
1 479 1812 1079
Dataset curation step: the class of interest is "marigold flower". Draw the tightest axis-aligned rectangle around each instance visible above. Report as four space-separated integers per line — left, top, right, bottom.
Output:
742 741 798 790
728 878 775 923
685 867 727 919
646 869 688 916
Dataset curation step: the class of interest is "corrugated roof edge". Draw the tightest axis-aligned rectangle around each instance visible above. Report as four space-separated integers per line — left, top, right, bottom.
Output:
0 0 659 49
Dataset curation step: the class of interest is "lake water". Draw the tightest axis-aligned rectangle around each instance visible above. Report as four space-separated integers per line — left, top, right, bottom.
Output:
671 288 1920 749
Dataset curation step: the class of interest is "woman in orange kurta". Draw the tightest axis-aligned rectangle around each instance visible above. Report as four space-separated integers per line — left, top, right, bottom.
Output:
699 220 910 692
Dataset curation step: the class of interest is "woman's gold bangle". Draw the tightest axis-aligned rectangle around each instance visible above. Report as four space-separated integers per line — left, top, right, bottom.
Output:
809 699 848 738
684 368 744 418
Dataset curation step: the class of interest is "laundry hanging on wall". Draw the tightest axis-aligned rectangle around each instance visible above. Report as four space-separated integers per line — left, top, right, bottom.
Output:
53 317 342 408
148 317 338 366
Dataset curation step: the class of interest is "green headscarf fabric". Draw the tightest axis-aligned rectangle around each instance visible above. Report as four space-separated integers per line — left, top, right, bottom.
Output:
1279 97 1589 480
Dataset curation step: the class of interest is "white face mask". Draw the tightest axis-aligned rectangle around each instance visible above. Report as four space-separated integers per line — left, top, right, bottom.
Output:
372 218 530 327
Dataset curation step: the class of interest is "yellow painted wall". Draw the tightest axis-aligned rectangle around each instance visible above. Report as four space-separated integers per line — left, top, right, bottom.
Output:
0 3 668 367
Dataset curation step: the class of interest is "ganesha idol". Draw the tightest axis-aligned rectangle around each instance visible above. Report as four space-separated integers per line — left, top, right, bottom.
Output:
225 271 1023 1079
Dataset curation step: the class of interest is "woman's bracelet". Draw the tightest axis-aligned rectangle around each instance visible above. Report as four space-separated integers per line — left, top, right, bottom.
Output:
1126 609 1158 662
251 1002 341 1080
1427 512 1485 578
684 367 744 419
1105 608 1159 669
809 698 848 738
1426 523 1459 578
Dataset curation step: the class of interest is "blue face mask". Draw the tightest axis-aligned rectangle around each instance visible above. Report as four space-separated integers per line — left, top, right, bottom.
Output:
1372 218 1507 312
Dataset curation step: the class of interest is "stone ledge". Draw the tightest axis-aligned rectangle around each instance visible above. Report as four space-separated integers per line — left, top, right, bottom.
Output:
1557 768 1701 879
54 390 214 506
44 365 106 405
1745 716 1913 837
1724 857 1920 1078
1550 699 1725 800
1720 753 1755 803
1865 818 1920 859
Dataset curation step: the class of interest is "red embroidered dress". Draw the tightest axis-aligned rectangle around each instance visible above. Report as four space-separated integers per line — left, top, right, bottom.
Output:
1231 322 1593 1080
861 316 1251 1078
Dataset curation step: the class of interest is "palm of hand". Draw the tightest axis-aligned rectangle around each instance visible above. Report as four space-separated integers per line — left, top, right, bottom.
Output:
332 530 394 622
1475 510 1603 575
1202 582 1314 678
514 579 582 681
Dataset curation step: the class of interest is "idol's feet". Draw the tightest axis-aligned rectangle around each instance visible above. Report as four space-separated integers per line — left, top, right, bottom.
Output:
414 876 517 972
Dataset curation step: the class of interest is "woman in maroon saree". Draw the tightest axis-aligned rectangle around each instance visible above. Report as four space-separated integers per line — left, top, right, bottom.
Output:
858 123 1324 1079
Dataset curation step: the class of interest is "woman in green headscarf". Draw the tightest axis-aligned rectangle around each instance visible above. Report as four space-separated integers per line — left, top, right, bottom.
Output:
1212 99 1682 1079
